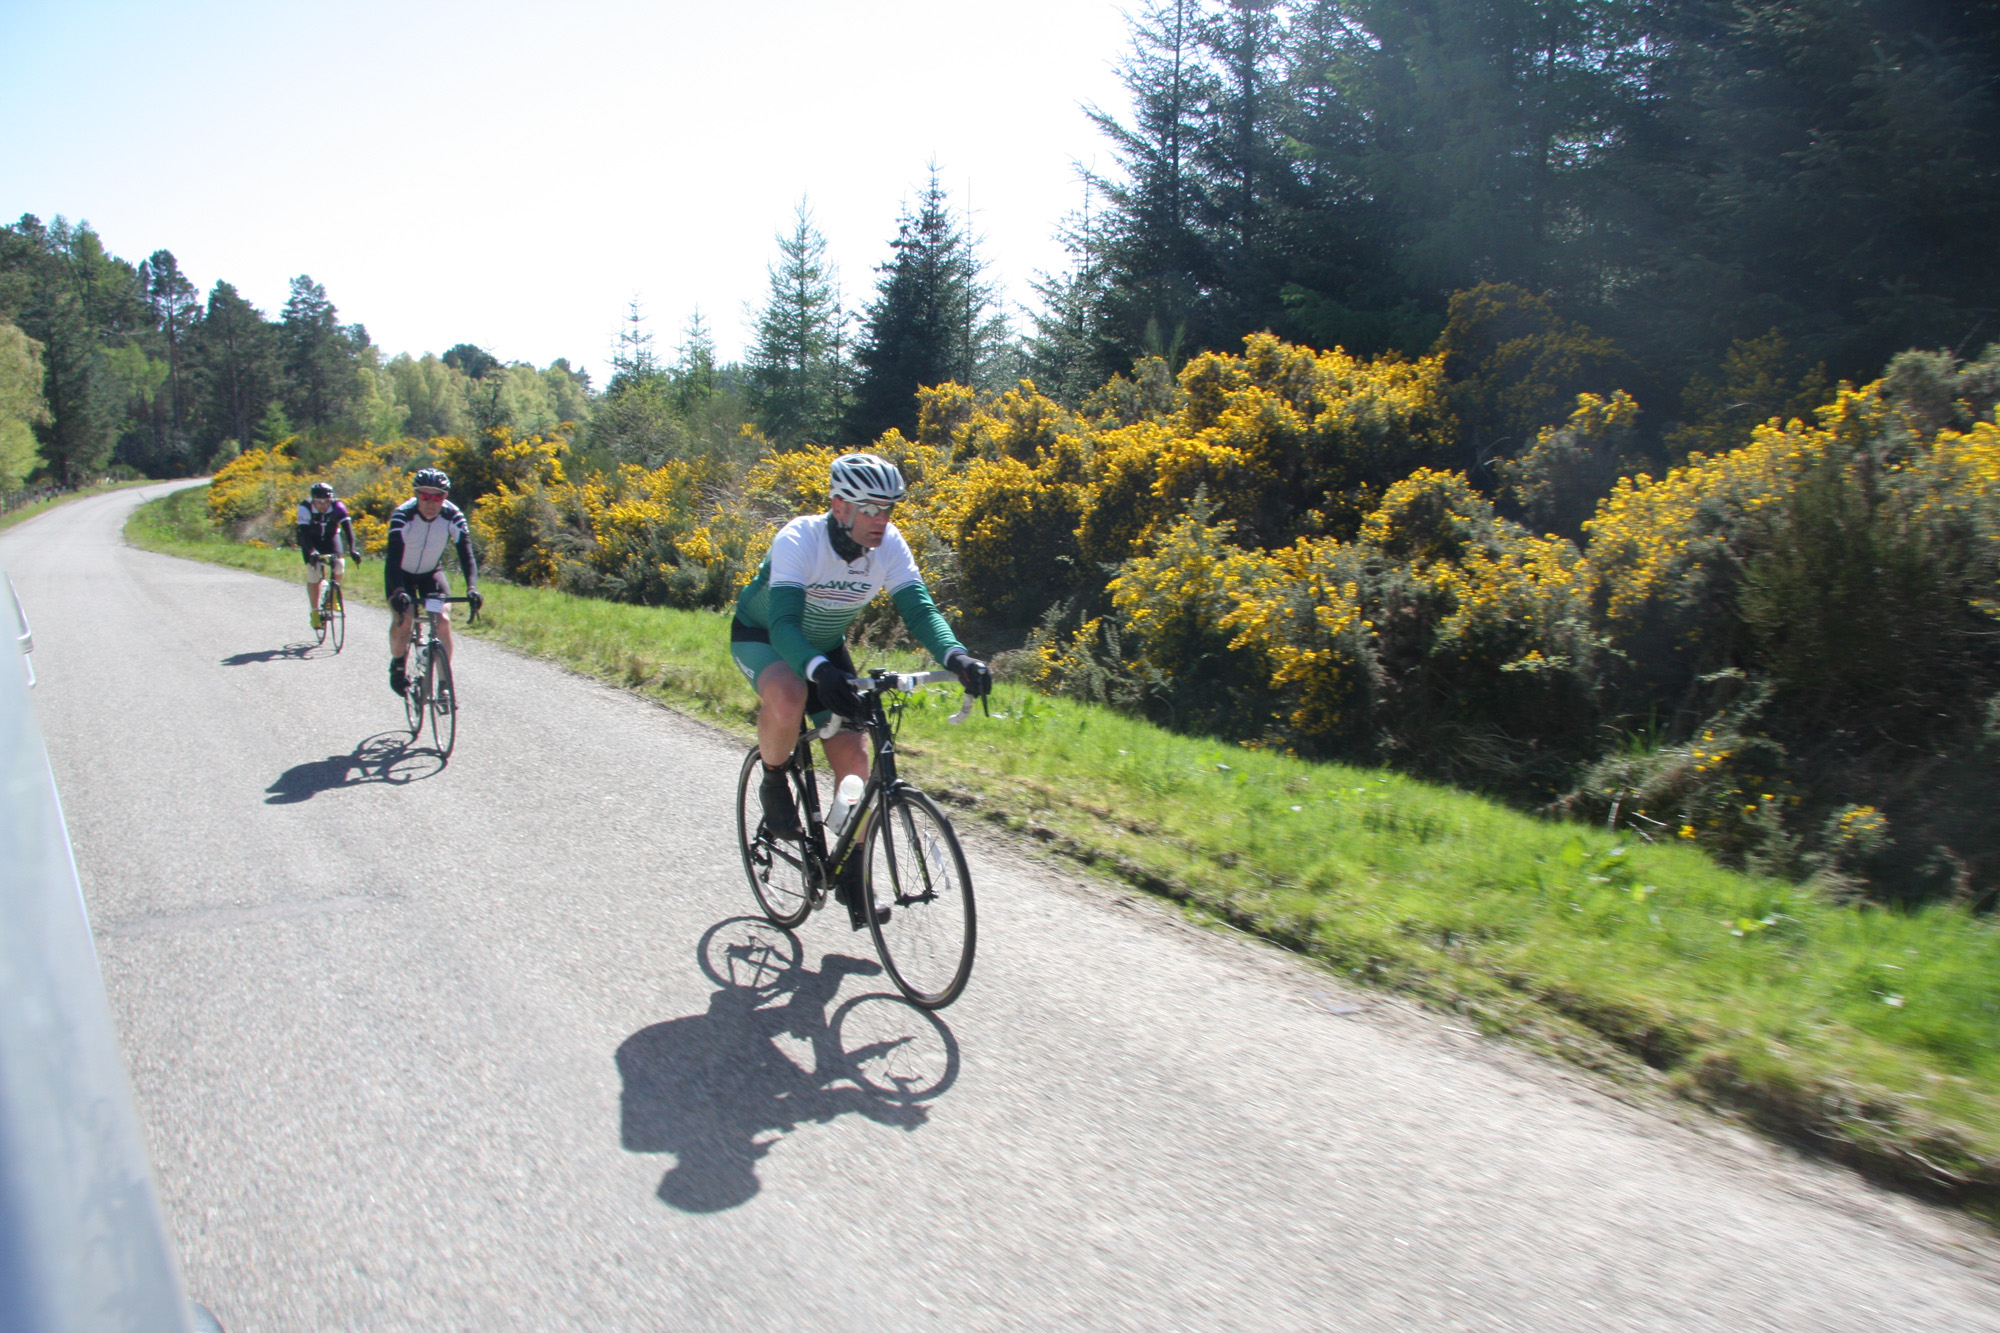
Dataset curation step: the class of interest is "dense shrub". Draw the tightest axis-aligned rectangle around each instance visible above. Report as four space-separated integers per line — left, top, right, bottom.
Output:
196 334 2000 905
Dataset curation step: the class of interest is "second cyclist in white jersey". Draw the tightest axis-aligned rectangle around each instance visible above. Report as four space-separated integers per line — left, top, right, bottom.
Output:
384 467 482 697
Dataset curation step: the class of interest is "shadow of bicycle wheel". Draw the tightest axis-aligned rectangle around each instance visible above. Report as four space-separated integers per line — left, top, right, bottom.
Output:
615 916 962 1213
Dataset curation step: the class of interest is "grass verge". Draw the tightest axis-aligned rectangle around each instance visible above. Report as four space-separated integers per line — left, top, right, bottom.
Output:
130 486 2000 1221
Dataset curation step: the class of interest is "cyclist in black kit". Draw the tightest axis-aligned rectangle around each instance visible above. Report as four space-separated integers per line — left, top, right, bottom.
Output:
384 467 481 697
297 481 359 630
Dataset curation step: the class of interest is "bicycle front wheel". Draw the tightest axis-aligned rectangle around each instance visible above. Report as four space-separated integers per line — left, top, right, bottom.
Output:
431 644 457 759
735 747 813 928
326 583 345 653
402 647 424 738
865 787 975 1008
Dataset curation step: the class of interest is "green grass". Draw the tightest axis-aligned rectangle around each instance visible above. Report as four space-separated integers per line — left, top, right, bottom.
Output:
1 477 162 535
129 486 2000 1218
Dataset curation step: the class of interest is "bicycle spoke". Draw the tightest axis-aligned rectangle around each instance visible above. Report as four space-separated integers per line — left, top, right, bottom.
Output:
431 643 457 759
735 747 814 927
866 788 975 1008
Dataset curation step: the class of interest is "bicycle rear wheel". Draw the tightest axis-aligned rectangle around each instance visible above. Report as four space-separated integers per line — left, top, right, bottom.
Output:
865 787 975 1008
734 746 819 928
431 644 457 759
326 583 345 653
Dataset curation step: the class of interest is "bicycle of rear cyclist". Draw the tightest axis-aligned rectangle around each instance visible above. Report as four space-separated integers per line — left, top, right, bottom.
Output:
309 553 345 653
401 594 475 759
735 668 977 1009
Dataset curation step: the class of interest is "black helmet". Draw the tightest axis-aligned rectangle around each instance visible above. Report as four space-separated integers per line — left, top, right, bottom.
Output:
828 453 905 506
308 481 334 499
413 467 451 494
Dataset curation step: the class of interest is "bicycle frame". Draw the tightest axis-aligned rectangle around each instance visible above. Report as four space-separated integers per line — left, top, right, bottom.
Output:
402 594 476 653
792 669 967 889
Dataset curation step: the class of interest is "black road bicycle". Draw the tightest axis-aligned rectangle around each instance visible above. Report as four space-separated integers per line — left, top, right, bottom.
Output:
400 594 476 759
735 669 979 1009
309 553 346 653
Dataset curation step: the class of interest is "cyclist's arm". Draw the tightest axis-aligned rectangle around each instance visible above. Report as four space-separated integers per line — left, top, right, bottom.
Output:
338 513 359 557
452 510 478 585
890 580 965 668
296 505 315 562
765 584 822 677
383 523 406 599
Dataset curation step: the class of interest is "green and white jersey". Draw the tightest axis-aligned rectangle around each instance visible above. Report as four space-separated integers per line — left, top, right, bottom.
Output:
733 514 961 677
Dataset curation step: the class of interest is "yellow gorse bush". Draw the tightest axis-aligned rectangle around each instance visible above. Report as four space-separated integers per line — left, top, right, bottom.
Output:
208 444 295 526
1582 383 1884 623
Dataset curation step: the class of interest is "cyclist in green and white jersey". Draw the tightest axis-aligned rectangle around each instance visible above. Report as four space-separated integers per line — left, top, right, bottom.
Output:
731 453 991 923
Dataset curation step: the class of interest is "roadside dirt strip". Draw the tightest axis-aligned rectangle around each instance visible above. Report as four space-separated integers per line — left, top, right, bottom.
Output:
7 483 1997 1331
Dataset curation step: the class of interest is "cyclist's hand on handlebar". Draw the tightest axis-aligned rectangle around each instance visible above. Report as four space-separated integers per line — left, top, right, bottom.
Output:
811 659 865 718
467 586 483 616
947 649 993 699
389 589 412 615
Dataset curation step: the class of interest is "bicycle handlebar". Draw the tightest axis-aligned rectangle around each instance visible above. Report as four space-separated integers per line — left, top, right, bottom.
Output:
417 594 480 626
818 668 977 738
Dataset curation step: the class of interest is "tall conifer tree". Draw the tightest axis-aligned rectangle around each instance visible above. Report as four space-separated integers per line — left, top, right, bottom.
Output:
845 169 1004 445
747 202 848 449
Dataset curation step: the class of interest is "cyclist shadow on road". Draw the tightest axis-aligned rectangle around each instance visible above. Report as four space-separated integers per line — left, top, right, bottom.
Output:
618 916 961 1214
220 639 328 665
265 731 445 803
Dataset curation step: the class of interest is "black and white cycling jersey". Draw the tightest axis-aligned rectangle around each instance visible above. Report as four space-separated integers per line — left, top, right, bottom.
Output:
295 500 355 559
383 497 476 597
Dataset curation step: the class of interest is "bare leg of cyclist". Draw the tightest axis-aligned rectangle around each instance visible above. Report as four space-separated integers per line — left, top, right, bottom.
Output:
753 664 864 785
388 608 414 694
820 729 866 788
754 664 807 767
389 609 414 659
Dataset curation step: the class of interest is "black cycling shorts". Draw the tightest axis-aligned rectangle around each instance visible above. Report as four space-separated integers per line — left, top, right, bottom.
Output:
388 567 449 609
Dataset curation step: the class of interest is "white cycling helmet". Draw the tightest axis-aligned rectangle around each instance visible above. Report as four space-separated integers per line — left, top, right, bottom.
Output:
828 453 906 506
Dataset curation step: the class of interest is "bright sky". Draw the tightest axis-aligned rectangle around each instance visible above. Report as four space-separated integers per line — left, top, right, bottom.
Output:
0 0 1135 382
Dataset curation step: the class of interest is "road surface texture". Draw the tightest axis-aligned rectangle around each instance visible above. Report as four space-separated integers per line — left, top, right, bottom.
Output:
6 483 1998 1331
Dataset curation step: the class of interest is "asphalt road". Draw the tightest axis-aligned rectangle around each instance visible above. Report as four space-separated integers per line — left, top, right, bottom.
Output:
6 483 1999 1331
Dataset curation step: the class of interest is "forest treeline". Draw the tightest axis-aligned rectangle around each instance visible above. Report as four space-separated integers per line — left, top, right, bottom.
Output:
10 0 2000 909
202 322 2000 911
1027 0 2000 440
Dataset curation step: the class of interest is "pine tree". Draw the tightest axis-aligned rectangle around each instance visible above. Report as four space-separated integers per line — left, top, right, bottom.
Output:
1026 183 1116 407
606 298 665 394
190 280 279 458
139 250 199 446
1085 0 1219 374
279 275 362 428
845 169 1004 444
0 216 142 482
747 201 848 449
591 299 681 465
673 307 717 415
1195 0 1290 330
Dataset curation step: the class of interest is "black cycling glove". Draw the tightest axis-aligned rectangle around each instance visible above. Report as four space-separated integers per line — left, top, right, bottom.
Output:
947 649 993 699
811 659 865 719
467 586 483 615
389 588 413 614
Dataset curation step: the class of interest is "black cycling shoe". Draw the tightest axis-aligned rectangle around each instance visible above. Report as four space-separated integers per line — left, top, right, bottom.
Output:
759 767 800 841
833 857 889 931
389 661 408 696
